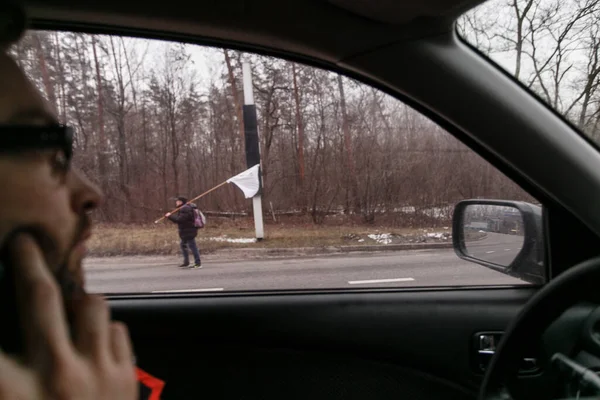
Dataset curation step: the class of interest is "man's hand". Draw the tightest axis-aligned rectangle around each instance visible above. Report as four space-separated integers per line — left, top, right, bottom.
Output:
0 234 137 399
165 212 171 218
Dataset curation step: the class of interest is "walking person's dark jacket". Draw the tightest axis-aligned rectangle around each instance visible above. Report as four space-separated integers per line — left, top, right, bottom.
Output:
167 204 198 239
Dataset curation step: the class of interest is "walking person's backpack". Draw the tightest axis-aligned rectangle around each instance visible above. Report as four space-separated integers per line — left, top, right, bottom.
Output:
191 204 206 228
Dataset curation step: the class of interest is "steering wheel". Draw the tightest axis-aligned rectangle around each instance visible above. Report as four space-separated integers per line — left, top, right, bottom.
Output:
480 257 600 400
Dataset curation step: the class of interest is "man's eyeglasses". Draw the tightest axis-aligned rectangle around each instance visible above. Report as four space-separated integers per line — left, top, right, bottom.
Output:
0 125 74 161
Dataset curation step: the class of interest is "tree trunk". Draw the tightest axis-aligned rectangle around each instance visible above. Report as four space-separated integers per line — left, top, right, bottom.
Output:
224 49 245 139
169 97 180 196
141 100 149 220
53 33 67 122
292 64 306 209
92 36 108 196
337 74 360 213
513 0 534 79
109 37 133 220
33 33 57 114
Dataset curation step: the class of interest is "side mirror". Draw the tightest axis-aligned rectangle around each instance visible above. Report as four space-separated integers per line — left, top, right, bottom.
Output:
452 200 545 284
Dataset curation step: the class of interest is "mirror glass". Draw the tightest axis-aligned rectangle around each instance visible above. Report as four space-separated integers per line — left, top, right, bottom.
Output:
462 204 525 267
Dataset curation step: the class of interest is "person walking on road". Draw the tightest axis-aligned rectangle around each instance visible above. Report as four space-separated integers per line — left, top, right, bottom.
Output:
165 196 202 269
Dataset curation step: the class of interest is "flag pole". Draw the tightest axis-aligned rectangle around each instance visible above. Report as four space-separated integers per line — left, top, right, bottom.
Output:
154 181 229 224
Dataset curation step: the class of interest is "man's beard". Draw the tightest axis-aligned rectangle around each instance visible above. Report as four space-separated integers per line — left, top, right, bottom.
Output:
54 214 92 303
0 213 91 355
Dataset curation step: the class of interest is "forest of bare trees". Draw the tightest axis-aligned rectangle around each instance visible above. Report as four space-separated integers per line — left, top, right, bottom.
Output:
13 0 590 226
459 0 600 139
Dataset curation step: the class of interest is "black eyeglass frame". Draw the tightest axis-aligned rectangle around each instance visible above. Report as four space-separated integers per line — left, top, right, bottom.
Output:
0 125 74 161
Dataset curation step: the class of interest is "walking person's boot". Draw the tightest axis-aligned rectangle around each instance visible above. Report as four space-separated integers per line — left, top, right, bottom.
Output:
188 239 202 269
179 240 190 268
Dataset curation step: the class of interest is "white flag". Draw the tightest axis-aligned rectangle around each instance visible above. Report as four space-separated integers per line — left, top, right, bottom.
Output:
227 164 260 198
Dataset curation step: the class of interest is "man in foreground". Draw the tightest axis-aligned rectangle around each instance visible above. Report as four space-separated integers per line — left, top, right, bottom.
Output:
165 196 202 269
0 3 137 398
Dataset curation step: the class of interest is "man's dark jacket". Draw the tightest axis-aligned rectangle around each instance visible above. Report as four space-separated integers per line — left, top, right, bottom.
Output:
167 204 197 239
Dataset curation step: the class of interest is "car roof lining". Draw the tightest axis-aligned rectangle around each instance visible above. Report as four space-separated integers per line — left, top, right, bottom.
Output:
24 0 480 65
327 0 484 25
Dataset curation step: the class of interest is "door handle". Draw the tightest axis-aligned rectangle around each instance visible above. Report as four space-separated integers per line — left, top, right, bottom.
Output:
478 332 499 353
474 332 540 375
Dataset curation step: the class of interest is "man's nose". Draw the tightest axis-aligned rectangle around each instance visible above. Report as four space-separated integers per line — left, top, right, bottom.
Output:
69 168 103 215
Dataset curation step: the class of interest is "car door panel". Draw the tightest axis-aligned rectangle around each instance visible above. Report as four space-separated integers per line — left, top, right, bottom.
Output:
112 287 536 399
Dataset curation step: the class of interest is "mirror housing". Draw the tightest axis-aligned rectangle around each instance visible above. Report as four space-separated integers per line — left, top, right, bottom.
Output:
452 200 544 284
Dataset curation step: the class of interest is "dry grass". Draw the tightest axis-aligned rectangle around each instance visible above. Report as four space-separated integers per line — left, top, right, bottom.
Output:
87 220 442 257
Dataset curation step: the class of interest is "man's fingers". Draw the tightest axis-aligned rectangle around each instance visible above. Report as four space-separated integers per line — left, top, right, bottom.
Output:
109 322 133 364
0 350 40 399
73 294 110 362
10 234 72 365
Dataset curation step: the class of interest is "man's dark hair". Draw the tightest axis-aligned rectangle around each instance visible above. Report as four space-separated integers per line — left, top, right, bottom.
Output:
0 1 25 51
176 196 188 204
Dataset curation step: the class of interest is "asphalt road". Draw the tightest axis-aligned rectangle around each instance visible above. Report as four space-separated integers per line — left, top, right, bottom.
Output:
464 232 523 266
84 248 527 293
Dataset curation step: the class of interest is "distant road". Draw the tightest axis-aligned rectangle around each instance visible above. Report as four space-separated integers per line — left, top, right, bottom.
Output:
84 248 526 293
464 232 523 266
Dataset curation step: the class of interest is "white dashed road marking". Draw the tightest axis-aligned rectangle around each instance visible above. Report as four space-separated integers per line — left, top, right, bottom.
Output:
152 288 224 293
486 251 495 254
348 278 415 285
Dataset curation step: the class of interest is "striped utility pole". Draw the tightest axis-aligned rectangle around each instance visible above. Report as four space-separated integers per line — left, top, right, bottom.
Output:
242 61 264 240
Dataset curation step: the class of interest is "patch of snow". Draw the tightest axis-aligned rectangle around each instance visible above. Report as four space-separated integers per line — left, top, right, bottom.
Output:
206 236 256 244
368 233 393 245
479 230 485 233
426 232 445 239
358 239 365 243
421 206 453 219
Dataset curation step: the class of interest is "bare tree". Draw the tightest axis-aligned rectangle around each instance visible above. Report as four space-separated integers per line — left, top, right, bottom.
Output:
223 49 245 140
91 35 108 199
292 63 306 203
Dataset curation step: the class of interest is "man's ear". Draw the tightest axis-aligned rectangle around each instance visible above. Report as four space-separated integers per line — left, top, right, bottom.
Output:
0 1 26 52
